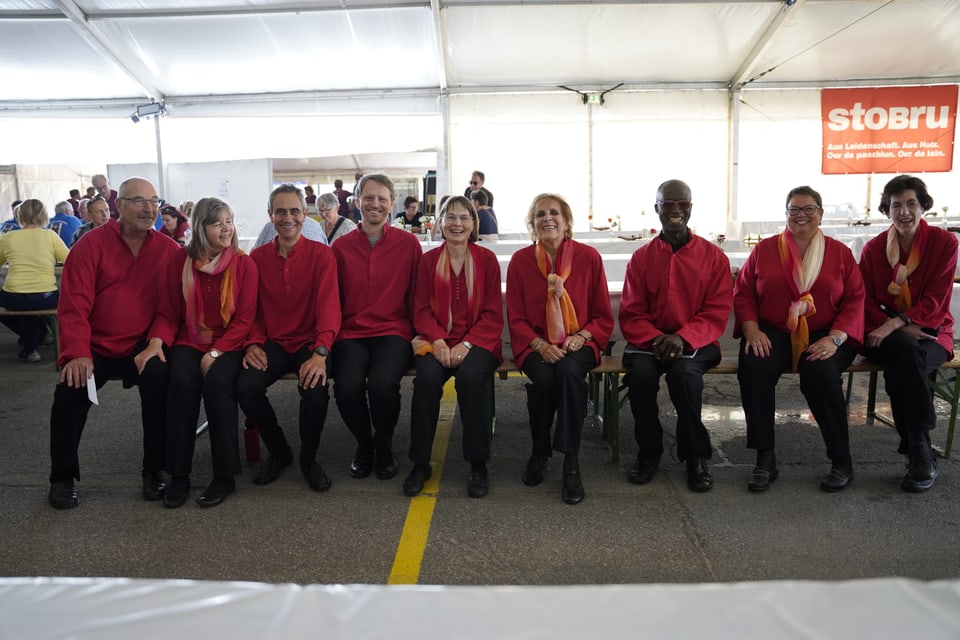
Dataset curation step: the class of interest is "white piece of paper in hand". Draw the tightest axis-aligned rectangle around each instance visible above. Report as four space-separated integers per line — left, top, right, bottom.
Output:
87 374 98 405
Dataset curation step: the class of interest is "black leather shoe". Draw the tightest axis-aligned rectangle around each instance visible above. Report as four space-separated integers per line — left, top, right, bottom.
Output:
747 467 780 492
375 450 400 480
901 444 938 493
467 465 489 499
304 462 332 492
820 464 854 492
49 480 79 510
402 464 432 496
253 448 293 486
522 455 547 487
163 476 191 508
349 449 373 479
686 458 713 492
141 470 167 501
561 470 585 505
195 477 235 508
627 456 660 485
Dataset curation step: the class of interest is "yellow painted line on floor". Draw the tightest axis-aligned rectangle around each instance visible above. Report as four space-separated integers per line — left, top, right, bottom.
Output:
387 378 457 585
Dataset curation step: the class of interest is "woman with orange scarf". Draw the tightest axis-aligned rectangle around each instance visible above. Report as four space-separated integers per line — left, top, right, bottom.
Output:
506 194 613 505
734 186 864 493
403 196 503 499
136 197 258 508
859 175 957 493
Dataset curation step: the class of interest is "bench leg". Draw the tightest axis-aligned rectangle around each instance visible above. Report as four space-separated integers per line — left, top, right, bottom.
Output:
601 372 620 464
485 374 496 461
931 368 959 460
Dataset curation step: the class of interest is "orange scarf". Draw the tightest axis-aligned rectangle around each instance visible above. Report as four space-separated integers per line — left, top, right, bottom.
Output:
778 230 824 372
536 240 578 344
885 218 927 312
182 247 241 345
413 243 484 356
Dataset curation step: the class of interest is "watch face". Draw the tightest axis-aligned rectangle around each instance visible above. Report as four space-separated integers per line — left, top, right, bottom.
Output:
314 346 329 357
832 336 842 346
209 349 221 358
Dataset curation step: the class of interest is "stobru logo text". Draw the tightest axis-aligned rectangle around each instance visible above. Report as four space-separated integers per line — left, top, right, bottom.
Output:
827 104 951 131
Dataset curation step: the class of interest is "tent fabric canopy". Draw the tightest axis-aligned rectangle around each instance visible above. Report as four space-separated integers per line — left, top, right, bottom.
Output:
2 0 959 113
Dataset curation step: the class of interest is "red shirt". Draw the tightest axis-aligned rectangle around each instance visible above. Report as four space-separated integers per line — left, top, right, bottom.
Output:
150 248 258 353
733 234 865 344
332 224 421 341
506 239 613 369
248 237 341 353
414 243 503 361
620 234 733 351
859 221 957 356
57 220 180 365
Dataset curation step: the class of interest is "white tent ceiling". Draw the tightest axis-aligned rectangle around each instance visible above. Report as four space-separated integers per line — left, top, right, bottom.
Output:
2 0 958 111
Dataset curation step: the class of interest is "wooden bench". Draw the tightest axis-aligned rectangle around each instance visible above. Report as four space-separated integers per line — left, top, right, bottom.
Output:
0 307 59 361
591 351 960 464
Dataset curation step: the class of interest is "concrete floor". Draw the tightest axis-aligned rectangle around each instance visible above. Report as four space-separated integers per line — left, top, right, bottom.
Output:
1 328 958 586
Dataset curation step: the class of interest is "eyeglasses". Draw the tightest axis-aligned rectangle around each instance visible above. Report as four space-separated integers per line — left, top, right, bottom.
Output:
786 205 820 216
657 199 692 212
470 181 479 186
120 197 161 208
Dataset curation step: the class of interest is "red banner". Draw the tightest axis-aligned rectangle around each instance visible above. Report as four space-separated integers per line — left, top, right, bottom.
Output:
821 85 957 174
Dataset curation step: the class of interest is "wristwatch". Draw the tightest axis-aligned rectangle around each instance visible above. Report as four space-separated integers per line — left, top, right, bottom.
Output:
208 349 222 359
462 341 474 350
314 345 329 358
831 336 843 347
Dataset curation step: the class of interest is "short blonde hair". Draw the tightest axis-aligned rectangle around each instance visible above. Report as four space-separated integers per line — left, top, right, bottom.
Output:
525 193 574 242
16 199 48 227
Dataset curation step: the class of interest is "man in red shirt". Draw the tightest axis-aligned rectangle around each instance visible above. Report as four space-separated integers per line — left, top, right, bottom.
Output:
619 179 733 493
332 174 421 481
92 173 120 219
236 184 341 492
48 177 179 509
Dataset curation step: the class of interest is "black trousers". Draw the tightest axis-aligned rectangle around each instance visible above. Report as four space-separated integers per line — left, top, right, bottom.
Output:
166 345 243 479
738 325 858 461
623 344 720 462
521 348 597 458
235 341 330 471
331 336 412 455
408 347 500 465
49 341 168 483
863 331 948 453
0 289 58 353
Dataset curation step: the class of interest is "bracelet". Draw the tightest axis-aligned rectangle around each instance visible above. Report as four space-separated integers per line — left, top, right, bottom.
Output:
533 338 545 353
575 332 590 342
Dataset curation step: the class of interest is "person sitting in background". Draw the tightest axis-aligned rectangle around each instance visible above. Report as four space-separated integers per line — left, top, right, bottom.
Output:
91 174 119 218
2 200 23 233
506 193 613 505
84 186 96 200
49 177 180 510
304 185 318 215
472 190 498 240
159 204 191 246
334 179 352 218
396 196 423 233
734 185 864 493
236 184 341 493
0 199 70 363
859 174 958 493
464 170 494 207
317 192 356 244
137 197 257 509
67 189 82 216
332 174 422 482
619 179 732 492
73 196 109 244
47 201 82 247
403 196 503 498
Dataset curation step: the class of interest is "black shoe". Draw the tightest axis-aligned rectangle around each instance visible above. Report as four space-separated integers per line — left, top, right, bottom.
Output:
350 449 373 479
163 476 191 508
253 448 293 486
561 470 585 505
820 461 854 492
522 455 547 487
195 477 235 508
402 464 432 496
141 470 168 501
48 480 79 510
627 455 660 485
686 458 713 493
375 450 400 480
747 467 780 492
901 444 938 493
304 462 332 492
467 464 489 499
